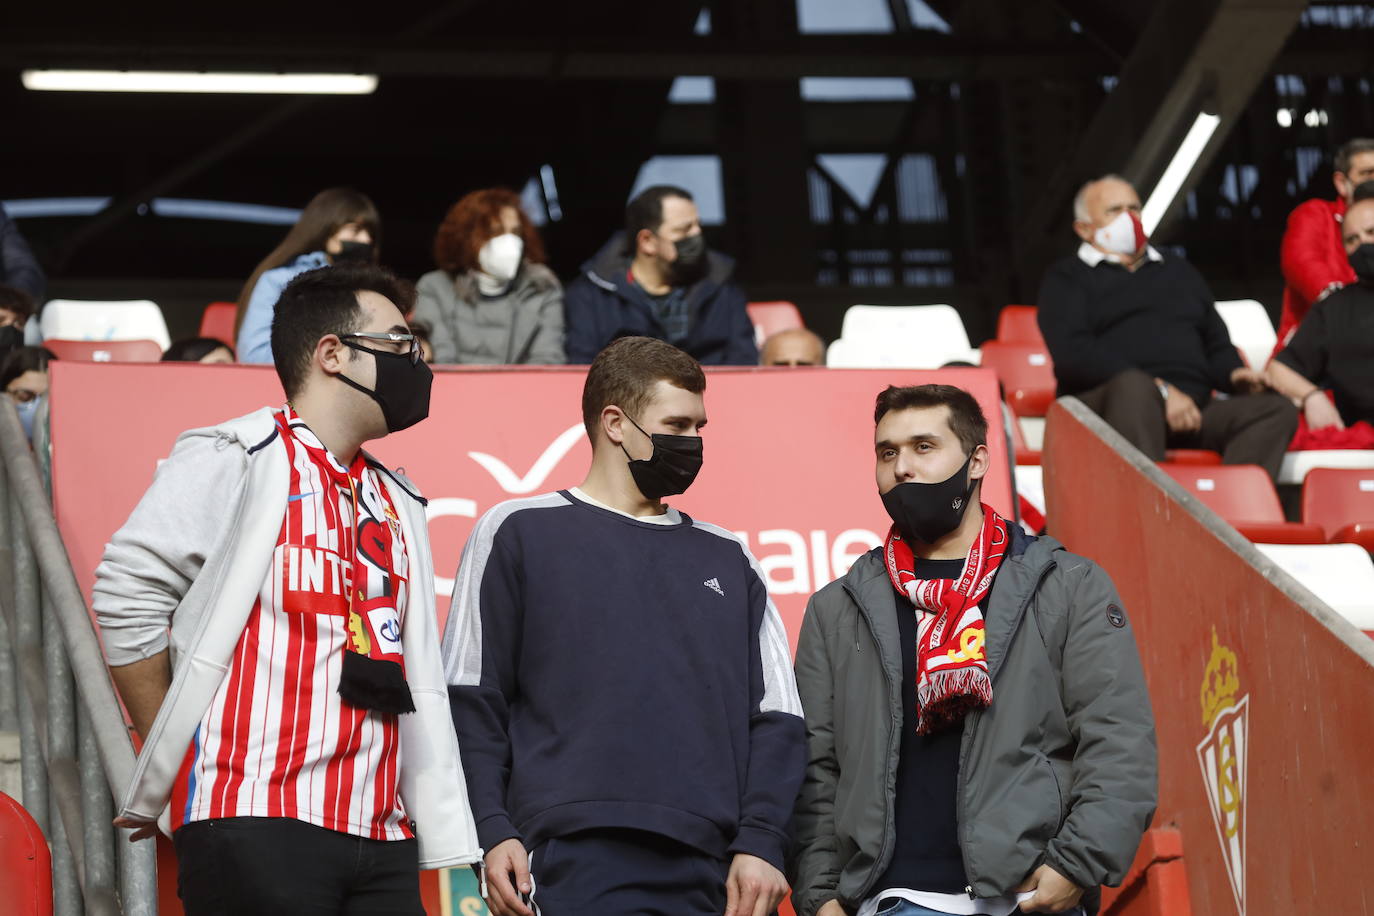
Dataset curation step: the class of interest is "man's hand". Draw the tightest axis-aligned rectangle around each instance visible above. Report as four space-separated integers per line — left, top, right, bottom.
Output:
1230 367 1269 395
112 815 159 842
724 853 788 916
816 900 848 916
1304 390 1346 431
483 837 533 916
1159 382 1202 434
1015 864 1084 913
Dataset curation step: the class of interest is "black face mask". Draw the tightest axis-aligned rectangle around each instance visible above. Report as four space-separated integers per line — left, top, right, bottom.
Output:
333 240 374 264
667 232 707 285
337 341 433 433
1349 243 1374 284
880 452 976 544
620 415 704 499
0 325 23 356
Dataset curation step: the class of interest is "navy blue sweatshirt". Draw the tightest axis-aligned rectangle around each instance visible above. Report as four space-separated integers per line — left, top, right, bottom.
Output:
440 490 806 870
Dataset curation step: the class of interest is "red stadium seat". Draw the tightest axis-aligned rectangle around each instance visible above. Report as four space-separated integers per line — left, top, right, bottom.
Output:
0 792 52 916
43 338 163 362
198 301 237 347
995 304 1044 345
980 340 1056 417
1005 402 1040 465
1302 468 1374 550
1161 463 1325 544
747 301 804 347
1164 449 1223 465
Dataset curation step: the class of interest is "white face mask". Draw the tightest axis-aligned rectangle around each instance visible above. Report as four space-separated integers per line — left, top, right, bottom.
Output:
1093 210 1147 257
477 233 524 287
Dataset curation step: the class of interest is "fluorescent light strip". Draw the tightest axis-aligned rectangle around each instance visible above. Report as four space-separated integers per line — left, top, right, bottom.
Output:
1141 112 1221 235
21 70 377 94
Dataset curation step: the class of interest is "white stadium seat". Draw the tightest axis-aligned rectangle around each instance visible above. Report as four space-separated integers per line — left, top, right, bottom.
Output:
1215 299 1276 371
1277 450 1374 487
1255 543 1374 630
39 299 171 351
827 304 980 368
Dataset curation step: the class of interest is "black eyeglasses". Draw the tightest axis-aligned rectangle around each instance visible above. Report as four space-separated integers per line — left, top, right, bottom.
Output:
340 332 421 365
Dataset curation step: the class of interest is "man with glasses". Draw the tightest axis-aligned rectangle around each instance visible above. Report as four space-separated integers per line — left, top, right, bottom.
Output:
93 264 479 915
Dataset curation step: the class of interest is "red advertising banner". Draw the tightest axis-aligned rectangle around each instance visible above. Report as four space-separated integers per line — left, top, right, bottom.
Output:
51 362 1011 647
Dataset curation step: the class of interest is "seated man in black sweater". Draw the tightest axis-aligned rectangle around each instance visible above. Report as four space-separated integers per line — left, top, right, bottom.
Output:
1268 196 1374 434
1037 174 1296 480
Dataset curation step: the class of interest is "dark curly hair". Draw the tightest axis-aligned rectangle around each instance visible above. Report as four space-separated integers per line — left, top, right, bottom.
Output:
432 188 547 276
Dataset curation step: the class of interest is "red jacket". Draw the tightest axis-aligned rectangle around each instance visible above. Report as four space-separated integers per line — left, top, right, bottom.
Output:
1278 197 1354 352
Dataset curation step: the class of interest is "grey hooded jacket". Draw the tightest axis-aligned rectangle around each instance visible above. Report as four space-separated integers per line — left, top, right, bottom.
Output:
413 263 565 365
789 528 1156 916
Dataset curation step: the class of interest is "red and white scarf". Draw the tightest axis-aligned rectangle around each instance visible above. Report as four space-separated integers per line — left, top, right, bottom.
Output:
883 505 1009 734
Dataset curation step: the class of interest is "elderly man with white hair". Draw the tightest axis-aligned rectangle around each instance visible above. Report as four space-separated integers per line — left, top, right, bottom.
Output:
1036 174 1296 481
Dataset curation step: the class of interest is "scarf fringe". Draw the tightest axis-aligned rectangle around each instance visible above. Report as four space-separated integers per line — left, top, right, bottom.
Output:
916 669 993 735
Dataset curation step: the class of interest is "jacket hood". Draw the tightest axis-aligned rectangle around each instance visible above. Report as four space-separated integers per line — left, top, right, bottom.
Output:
580 231 736 299
180 407 426 505
443 261 560 301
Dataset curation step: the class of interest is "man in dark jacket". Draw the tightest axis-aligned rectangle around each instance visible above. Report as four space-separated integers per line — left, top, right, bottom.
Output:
790 384 1156 916
1037 175 1296 481
563 185 758 364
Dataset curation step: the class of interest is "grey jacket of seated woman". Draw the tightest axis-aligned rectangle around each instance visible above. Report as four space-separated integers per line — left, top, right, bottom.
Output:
414 189 566 365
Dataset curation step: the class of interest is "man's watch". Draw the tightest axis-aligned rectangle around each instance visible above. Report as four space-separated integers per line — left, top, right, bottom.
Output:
1155 380 1170 402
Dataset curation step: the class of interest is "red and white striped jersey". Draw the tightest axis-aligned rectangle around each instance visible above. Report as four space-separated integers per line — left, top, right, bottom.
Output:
169 408 413 840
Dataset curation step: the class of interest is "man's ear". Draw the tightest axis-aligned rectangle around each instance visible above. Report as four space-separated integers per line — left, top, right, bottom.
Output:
1073 219 1095 243
601 405 627 447
1334 171 1351 202
636 228 659 259
969 443 991 483
316 334 349 377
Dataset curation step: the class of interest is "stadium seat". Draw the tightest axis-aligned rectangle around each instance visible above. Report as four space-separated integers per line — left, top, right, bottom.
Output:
1160 463 1325 544
198 301 237 347
979 340 1055 417
1255 543 1374 630
0 791 52 916
746 301 804 349
1278 449 1374 486
1302 468 1374 551
1214 299 1275 371
995 304 1044 345
43 339 163 362
1164 449 1223 466
831 304 980 367
39 299 171 351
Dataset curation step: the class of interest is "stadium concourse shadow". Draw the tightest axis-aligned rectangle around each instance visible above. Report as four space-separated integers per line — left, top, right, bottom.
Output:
1043 397 1374 916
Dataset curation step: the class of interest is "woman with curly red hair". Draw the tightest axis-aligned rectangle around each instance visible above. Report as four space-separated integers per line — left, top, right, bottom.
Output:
413 189 565 364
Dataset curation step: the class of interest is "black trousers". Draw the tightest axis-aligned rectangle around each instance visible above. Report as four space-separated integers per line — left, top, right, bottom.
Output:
1074 369 1297 481
173 817 424 916
526 828 731 915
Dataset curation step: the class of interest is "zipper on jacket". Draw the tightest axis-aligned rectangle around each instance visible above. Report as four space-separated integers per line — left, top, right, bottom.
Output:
956 558 1056 896
840 579 902 904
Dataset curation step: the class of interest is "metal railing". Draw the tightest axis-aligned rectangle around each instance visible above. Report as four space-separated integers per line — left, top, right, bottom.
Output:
0 397 158 915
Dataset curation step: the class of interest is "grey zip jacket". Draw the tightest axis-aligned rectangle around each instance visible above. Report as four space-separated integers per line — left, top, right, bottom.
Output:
789 527 1156 916
92 408 481 868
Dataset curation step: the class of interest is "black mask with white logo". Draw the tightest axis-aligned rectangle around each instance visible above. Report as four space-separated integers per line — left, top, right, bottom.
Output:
621 415 704 499
1349 243 1374 284
337 340 433 433
880 452 977 544
333 240 374 264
